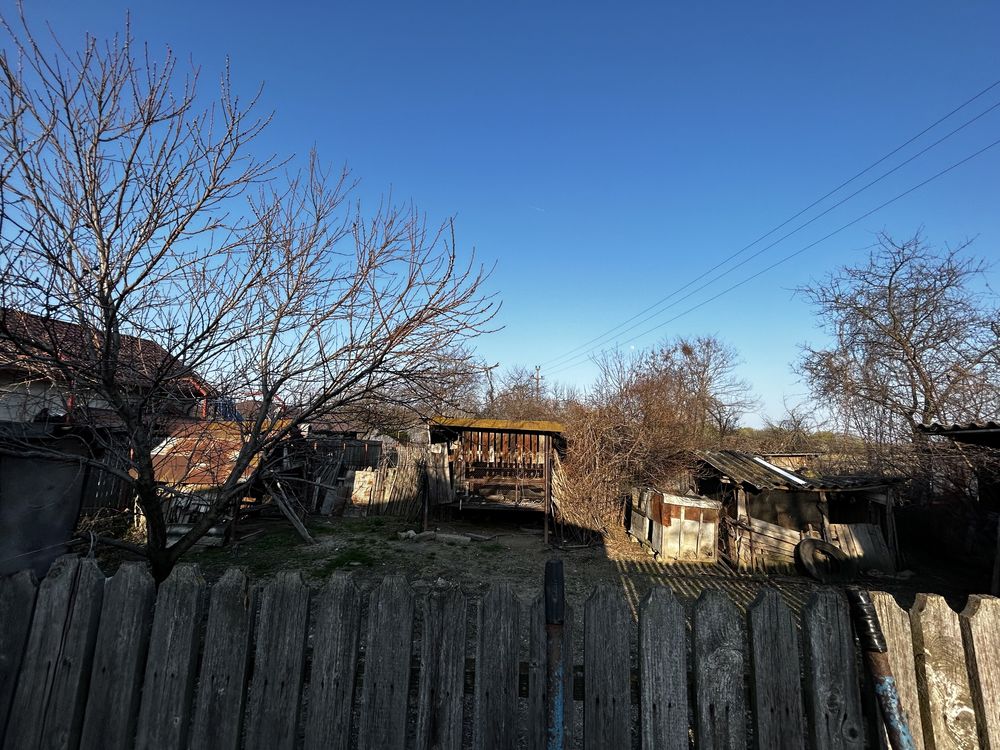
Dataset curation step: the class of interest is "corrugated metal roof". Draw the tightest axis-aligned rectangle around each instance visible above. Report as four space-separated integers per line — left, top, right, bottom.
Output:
430 417 564 434
696 450 897 492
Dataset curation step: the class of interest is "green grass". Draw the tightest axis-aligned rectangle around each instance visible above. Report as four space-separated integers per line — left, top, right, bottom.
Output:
311 546 376 578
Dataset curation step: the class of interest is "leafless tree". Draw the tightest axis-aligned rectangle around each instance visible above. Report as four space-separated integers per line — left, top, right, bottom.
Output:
797 231 1000 475
0 12 495 579
558 335 757 529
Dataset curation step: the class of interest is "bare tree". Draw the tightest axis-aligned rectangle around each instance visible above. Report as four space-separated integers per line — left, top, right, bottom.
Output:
797 231 1000 473
558 335 757 529
0 13 495 579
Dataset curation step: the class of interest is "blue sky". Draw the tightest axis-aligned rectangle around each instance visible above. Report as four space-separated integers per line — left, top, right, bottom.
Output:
22 2 1000 425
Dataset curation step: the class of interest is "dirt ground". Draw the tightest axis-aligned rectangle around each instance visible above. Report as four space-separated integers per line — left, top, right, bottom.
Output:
177 509 986 617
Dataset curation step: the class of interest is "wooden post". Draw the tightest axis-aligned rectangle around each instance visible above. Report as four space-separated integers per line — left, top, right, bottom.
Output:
543 435 552 545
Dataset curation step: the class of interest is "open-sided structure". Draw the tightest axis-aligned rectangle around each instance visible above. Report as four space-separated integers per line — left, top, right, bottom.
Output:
427 417 564 514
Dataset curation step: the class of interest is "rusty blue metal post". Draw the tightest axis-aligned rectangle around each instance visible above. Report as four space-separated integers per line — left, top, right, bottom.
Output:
846 587 917 750
545 559 567 750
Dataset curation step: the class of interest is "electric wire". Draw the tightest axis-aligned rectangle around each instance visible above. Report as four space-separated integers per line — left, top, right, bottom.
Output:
546 133 1000 377
544 99 1000 372
539 77 1000 370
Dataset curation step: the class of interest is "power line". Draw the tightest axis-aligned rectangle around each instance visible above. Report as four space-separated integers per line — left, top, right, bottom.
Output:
547 133 1000 377
540 77 1000 369
543 97 1000 372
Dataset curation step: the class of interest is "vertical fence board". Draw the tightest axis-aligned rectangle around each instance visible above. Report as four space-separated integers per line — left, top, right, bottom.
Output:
911 594 980 749
693 589 746 750
134 564 206 750
871 591 925 749
528 597 573 750
960 595 1000 750
802 590 864 750
303 574 361 750
415 589 467 750
0 569 37 742
244 571 310 750
475 583 519 750
4 556 103 750
358 576 414 750
639 587 688 749
583 585 630 750
528 595 545 750
748 588 805 750
80 562 156 750
189 568 255 750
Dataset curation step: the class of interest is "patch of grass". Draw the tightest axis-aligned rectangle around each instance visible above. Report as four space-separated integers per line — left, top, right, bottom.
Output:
481 543 505 554
310 546 376 578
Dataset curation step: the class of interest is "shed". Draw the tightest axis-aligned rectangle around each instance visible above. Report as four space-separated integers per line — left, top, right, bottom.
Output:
428 417 563 509
627 487 721 563
693 450 902 573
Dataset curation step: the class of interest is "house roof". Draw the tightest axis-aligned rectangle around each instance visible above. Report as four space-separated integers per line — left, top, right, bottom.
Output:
429 416 564 434
152 420 299 487
695 450 898 492
0 308 211 393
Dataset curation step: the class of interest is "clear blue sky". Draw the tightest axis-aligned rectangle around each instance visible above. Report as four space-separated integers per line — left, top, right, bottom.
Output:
23 2 1000 425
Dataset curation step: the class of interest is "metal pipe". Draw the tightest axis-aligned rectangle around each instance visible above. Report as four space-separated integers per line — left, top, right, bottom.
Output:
845 586 917 750
545 559 566 750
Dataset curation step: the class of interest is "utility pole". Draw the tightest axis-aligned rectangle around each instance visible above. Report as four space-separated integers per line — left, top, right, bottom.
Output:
534 365 542 400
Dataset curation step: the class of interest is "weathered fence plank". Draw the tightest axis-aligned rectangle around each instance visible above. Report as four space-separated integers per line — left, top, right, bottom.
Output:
748 588 805 750
475 582 519 750
303 574 361 750
3 556 104 750
134 564 206 750
639 586 688 749
0 569 37 742
190 568 255 750
961 595 1000 750
693 589 746 750
528 597 574 750
802 589 864 750
244 571 311 750
583 585 631 750
358 576 414 750
415 588 467 750
871 591 925 749
911 593 980 750
80 562 156 750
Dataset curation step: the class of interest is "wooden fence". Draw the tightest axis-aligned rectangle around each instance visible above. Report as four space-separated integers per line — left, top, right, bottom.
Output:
1 556 998 750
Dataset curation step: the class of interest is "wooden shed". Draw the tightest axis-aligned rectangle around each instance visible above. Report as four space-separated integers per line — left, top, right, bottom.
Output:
627 487 722 563
427 417 563 513
693 450 902 573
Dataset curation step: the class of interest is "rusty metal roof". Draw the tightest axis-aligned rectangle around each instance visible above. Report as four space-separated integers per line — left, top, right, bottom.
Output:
695 450 897 492
430 417 564 434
